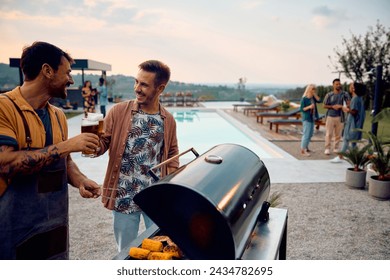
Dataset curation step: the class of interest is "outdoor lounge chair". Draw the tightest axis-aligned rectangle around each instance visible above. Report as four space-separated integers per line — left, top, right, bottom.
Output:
267 114 325 133
242 102 281 116
184 92 198 107
232 100 265 112
175 92 185 106
256 107 301 124
160 93 175 106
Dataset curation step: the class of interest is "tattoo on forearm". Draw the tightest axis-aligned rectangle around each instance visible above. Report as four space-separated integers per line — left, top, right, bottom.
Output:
0 145 61 177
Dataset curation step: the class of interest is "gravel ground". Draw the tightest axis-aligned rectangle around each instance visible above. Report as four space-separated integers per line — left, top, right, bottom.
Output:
68 187 117 260
271 183 390 260
69 179 390 260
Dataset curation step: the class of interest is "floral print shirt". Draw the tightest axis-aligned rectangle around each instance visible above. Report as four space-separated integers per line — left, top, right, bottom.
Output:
115 110 164 214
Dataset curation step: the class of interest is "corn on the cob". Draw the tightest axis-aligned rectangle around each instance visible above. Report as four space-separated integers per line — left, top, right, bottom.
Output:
147 252 172 260
129 247 150 260
141 238 163 252
152 235 172 246
163 245 182 258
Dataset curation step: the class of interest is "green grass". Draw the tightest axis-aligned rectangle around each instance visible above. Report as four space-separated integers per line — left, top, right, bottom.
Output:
362 112 390 141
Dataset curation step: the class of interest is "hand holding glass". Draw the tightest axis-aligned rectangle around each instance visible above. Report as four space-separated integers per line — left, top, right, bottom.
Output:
81 113 103 157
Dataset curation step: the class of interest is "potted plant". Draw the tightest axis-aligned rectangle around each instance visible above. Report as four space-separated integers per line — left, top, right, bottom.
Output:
280 100 290 112
365 130 390 200
339 143 371 189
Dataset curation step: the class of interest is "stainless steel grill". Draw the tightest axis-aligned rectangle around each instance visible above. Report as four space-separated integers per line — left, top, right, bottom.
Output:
114 144 282 260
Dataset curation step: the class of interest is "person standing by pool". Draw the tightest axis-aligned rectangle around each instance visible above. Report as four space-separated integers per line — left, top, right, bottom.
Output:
323 78 351 155
97 77 108 117
331 82 366 163
96 60 179 251
300 84 320 156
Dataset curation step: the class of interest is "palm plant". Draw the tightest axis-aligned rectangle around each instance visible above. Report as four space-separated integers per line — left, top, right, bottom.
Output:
366 108 390 180
339 143 371 172
365 131 390 180
372 107 390 124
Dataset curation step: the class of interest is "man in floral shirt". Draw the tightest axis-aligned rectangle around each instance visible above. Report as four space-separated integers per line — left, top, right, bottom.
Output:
97 60 179 251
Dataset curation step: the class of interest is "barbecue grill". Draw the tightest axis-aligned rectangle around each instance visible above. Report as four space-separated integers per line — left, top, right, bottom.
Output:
113 144 287 260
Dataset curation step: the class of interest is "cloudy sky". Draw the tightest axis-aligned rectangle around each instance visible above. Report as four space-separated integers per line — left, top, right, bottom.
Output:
1 0 389 86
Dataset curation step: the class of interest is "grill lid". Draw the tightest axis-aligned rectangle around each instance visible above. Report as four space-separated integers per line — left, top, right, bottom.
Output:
134 144 270 259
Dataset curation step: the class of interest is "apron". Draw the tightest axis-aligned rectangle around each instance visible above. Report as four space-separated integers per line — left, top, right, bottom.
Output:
0 96 69 260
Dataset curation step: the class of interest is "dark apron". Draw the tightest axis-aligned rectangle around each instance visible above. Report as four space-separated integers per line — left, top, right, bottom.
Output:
0 95 69 260
0 158 68 260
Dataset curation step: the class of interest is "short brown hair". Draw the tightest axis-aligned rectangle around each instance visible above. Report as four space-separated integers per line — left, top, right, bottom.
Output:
138 60 170 87
20 41 74 81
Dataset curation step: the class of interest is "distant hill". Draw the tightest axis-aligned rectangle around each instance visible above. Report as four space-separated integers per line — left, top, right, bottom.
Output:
0 62 292 100
0 63 19 90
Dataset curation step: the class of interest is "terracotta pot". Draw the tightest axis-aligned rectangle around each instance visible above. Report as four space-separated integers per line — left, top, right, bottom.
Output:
345 168 366 189
368 175 390 200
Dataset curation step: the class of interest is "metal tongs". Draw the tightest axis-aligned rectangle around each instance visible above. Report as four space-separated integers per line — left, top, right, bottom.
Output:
148 147 199 181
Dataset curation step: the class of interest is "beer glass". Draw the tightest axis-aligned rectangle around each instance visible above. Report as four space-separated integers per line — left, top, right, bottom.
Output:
81 113 104 157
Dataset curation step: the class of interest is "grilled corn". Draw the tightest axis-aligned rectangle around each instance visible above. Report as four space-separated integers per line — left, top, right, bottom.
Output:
141 238 163 252
163 245 183 258
147 252 172 260
129 247 150 260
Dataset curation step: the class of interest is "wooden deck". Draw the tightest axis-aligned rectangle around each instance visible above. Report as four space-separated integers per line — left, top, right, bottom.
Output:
224 108 326 142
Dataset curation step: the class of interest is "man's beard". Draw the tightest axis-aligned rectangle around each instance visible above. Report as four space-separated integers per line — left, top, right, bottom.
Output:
53 88 67 99
50 83 68 99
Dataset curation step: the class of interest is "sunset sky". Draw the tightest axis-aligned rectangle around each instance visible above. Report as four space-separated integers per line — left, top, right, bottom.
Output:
1 0 389 86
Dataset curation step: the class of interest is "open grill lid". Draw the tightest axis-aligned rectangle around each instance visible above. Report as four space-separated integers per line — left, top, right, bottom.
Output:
134 144 271 260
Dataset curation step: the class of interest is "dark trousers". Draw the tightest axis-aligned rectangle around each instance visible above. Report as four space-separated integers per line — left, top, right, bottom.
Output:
100 105 106 118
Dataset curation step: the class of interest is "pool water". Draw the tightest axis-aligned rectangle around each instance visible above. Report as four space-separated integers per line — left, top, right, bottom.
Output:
170 109 288 162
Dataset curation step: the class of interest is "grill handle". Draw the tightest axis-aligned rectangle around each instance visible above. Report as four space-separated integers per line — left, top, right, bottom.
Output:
148 147 199 181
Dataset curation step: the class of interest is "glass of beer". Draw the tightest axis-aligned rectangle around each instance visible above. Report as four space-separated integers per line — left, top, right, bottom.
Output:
81 113 104 157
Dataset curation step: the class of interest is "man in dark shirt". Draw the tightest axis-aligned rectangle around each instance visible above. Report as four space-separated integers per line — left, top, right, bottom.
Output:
323 78 351 155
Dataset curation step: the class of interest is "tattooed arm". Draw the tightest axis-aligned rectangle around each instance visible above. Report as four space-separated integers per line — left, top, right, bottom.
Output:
0 144 61 177
0 132 99 179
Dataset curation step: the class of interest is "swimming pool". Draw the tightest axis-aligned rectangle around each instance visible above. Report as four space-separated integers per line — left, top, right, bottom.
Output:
169 108 292 162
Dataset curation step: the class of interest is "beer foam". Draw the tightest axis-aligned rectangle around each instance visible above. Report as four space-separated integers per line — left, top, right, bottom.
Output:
87 113 103 122
81 118 99 126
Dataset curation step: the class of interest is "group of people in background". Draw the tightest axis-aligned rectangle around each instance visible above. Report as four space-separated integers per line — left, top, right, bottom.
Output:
300 78 366 162
81 77 108 117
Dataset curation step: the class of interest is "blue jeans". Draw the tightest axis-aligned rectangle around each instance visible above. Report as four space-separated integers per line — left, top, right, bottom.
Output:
300 120 314 149
340 139 357 153
112 211 153 252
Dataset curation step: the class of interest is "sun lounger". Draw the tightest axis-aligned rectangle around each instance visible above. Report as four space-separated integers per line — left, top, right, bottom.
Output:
175 92 185 106
315 114 326 129
184 93 198 107
160 93 175 106
256 108 301 124
243 103 281 116
268 119 302 133
268 114 325 133
232 101 265 112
